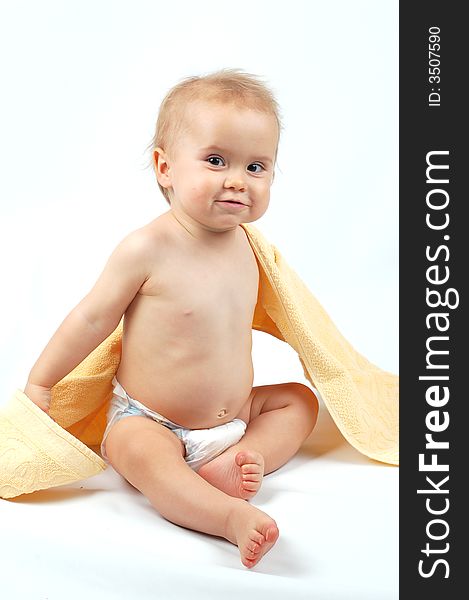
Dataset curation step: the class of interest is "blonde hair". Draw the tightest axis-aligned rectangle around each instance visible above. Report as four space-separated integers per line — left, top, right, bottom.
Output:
148 68 282 204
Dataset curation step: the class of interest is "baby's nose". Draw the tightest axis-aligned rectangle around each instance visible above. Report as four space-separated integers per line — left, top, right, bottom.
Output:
223 171 246 191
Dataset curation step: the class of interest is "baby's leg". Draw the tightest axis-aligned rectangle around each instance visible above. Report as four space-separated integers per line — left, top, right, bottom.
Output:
104 416 279 568
199 383 318 497
236 382 319 474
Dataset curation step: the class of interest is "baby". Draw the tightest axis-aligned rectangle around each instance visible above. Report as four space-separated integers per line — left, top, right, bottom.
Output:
24 69 319 568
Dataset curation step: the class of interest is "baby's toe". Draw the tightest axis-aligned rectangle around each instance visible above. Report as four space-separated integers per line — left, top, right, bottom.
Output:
249 530 265 546
236 450 263 468
264 524 280 543
247 541 261 556
242 482 259 492
243 545 262 566
243 473 262 483
242 463 262 475
235 451 249 466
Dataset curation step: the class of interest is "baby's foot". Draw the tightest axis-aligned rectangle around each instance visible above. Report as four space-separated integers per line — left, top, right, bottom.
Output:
225 501 279 568
198 448 264 500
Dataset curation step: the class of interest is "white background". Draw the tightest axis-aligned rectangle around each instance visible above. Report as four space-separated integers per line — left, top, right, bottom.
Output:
0 3 399 597
0 0 398 398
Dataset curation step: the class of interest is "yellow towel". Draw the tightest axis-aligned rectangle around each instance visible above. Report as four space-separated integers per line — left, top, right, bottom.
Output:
0 389 106 498
0 224 398 499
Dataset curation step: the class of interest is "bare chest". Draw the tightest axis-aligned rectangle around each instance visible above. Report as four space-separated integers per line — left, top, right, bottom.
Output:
136 237 259 330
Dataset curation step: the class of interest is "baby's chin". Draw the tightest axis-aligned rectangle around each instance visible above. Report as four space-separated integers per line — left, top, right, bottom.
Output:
239 210 268 226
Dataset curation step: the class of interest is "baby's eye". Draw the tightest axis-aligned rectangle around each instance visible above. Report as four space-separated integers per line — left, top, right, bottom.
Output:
207 155 225 167
247 163 265 173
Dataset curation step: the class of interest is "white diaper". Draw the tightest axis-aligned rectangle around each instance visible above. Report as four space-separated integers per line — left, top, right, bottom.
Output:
101 378 247 471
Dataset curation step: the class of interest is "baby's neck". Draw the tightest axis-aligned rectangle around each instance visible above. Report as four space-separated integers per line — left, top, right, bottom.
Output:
168 209 240 247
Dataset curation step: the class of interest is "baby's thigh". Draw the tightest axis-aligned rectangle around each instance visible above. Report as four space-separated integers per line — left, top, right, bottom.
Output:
104 416 186 479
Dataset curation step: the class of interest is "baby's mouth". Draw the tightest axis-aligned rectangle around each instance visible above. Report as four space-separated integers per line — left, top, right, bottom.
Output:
217 199 247 206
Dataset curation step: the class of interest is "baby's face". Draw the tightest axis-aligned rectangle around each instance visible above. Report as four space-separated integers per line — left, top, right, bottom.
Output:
156 101 278 232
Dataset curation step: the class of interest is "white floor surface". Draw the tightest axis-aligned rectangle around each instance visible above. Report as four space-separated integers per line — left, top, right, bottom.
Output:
1 400 398 600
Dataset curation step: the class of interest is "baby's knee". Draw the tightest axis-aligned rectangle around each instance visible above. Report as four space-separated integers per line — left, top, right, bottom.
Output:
103 419 141 472
105 417 185 475
287 383 319 425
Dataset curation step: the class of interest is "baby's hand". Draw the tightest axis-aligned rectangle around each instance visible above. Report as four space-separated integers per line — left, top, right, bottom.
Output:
24 382 52 414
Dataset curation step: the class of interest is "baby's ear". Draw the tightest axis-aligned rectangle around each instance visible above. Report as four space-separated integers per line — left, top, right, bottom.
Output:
153 147 171 189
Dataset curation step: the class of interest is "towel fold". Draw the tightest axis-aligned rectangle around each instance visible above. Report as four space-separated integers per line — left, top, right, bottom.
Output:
0 389 105 499
0 223 398 499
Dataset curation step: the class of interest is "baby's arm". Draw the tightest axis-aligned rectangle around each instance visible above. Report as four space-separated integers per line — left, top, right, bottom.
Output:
24 230 152 412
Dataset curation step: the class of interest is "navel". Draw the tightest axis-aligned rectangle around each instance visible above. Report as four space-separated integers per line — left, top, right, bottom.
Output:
217 408 228 418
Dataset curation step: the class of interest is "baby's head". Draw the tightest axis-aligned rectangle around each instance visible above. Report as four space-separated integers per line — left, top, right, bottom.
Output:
149 69 282 214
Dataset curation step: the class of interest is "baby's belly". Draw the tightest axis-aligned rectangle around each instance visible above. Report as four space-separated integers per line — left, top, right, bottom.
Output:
116 339 254 429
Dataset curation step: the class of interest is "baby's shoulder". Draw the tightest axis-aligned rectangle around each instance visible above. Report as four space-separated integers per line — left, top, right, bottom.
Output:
105 221 166 280
122 216 169 255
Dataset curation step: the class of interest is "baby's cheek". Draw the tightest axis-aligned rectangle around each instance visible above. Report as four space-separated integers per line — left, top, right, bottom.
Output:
254 194 270 217
187 187 210 212
197 183 216 204
186 184 203 201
